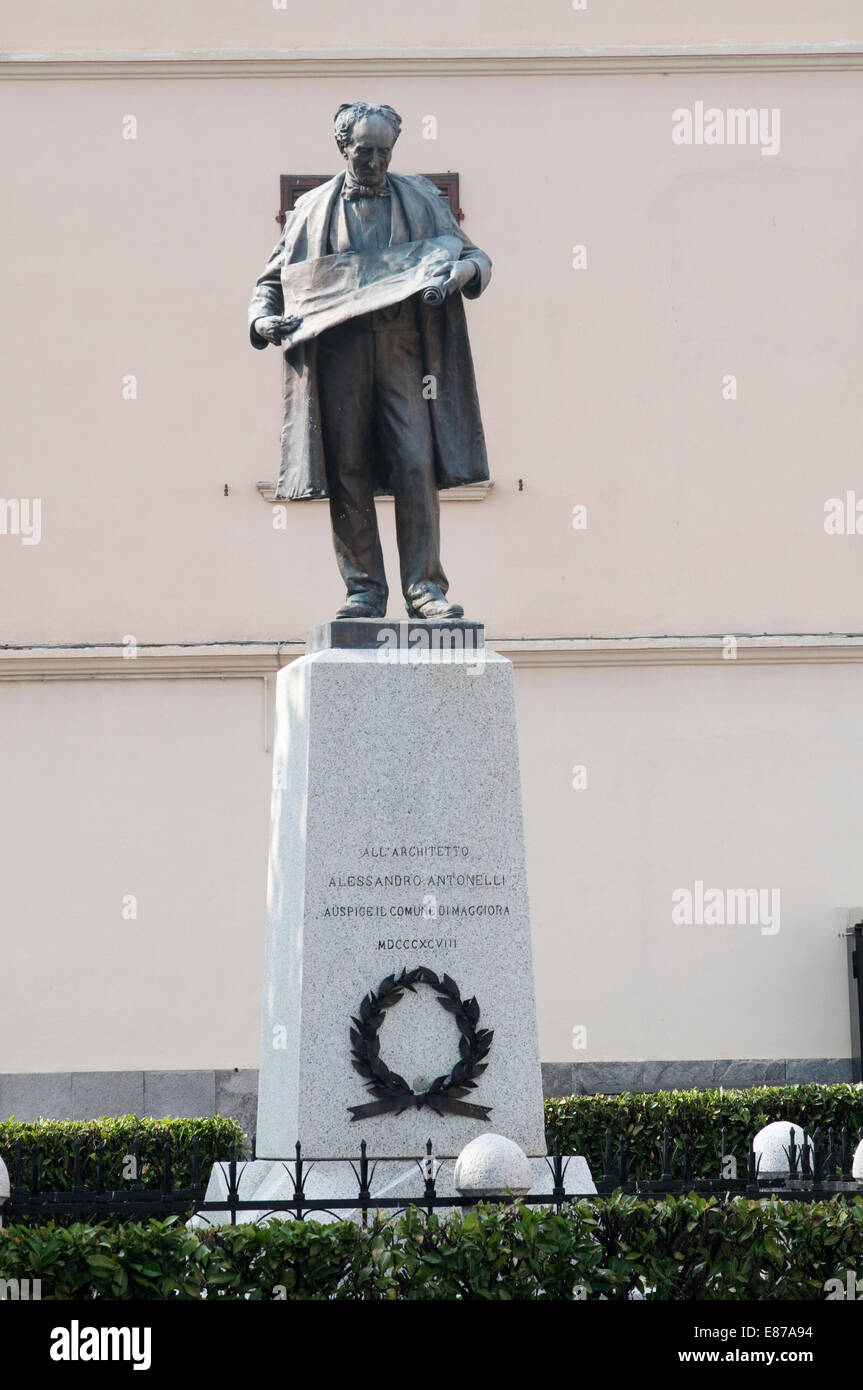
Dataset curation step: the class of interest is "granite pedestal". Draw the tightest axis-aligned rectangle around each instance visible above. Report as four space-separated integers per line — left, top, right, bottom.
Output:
198 620 593 1220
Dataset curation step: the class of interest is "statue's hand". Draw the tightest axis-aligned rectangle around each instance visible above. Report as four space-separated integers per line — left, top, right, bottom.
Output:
438 260 478 297
255 314 303 345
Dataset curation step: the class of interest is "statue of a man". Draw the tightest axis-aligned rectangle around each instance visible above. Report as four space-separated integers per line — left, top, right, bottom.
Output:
249 102 492 620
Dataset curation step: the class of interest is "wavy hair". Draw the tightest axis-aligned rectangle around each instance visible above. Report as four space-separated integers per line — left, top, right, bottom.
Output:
333 102 402 153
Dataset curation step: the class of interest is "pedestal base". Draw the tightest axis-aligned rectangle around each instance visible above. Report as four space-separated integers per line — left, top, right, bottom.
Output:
257 640 547 1159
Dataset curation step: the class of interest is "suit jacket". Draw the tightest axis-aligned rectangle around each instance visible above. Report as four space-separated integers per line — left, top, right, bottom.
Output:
248 171 492 501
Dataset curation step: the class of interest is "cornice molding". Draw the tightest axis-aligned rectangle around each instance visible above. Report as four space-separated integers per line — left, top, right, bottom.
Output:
2 44 862 79
0 644 291 680
3 635 863 678
492 635 863 668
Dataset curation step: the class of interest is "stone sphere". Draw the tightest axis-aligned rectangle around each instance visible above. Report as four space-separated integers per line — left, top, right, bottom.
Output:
852 1138 863 1181
453 1134 532 1197
753 1121 811 1180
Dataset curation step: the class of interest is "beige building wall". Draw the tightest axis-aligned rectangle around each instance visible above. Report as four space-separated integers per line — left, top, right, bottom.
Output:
3 65 863 640
1 642 860 1080
2 4 862 1108
4 0 863 50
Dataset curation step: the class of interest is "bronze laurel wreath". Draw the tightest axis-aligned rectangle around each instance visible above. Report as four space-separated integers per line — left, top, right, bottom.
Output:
348 966 493 1121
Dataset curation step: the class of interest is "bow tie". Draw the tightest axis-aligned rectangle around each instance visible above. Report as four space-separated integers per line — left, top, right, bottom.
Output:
343 183 391 201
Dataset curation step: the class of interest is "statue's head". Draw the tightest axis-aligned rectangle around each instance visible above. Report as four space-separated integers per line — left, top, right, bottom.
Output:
334 102 402 189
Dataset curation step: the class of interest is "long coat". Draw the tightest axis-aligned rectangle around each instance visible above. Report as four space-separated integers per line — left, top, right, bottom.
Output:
248 171 492 501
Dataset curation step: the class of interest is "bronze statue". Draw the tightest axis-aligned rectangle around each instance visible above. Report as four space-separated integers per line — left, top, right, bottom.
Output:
249 102 491 620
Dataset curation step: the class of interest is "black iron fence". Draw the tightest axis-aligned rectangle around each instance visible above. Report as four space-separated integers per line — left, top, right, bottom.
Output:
593 1124 863 1200
3 1127 863 1225
3 1135 207 1223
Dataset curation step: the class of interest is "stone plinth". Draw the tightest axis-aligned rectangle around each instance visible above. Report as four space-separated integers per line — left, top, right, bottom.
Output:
307 618 484 653
255 632 547 1160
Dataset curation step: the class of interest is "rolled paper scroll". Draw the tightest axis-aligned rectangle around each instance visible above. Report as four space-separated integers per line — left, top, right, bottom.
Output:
421 281 446 305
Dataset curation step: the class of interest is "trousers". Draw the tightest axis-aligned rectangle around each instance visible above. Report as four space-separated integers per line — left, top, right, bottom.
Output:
316 306 449 605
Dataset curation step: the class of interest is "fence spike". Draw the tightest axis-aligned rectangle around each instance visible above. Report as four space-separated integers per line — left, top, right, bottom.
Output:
787 1126 798 1178
812 1127 825 1183
826 1127 839 1181
617 1134 629 1185
747 1133 759 1183
293 1141 305 1217
801 1127 812 1179
681 1133 692 1185
661 1127 673 1181
424 1138 437 1216
353 1138 372 1227
228 1142 238 1225
551 1141 566 1204
841 1127 852 1181
603 1128 615 1184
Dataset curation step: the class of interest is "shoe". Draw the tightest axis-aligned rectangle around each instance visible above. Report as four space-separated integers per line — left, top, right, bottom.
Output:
404 585 465 620
335 593 387 619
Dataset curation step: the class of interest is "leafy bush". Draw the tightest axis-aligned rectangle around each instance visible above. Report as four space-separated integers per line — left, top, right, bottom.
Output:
3 1086 863 1194
0 1116 245 1192
3 1197 862 1300
544 1084 863 1177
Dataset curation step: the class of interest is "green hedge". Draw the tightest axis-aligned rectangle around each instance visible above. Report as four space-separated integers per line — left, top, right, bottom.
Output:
0 1117 245 1192
545 1084 863 1177
4 1086 863 1192
2 1197 863 1299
